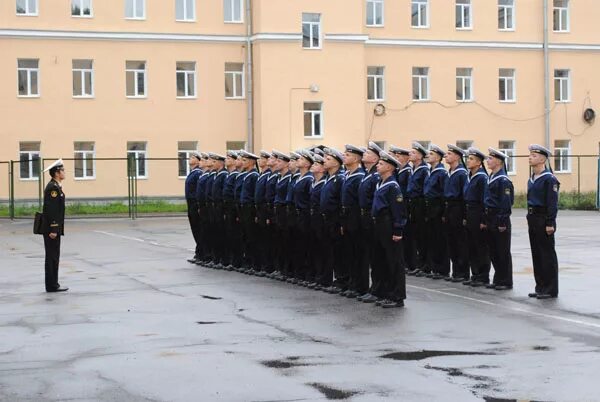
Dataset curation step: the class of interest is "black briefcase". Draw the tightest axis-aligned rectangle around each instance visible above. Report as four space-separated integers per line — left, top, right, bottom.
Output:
33 212 45 235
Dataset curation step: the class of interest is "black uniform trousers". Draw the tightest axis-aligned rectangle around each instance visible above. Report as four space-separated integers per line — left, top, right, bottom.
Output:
309 210 325 284
445 200 469 279
371 213 406 301
274 204 290 274
187 200 202 258
465 204 491 283
358 209 375 296
320 212 342 287
342 207 363 293
255 203 271 272
230 204 244 267
486 214 513 287
212 203 226 264
240 204 257 268
527 212 559 296
223 202 237 266
197 202 210 261
406 197 428 271
44 234 61 291
286 206 298 277
426 198 450 276
293 209 311 280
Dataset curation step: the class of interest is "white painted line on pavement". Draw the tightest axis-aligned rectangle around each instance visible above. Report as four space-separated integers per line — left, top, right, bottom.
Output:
94 230 194 251
408 284 600 329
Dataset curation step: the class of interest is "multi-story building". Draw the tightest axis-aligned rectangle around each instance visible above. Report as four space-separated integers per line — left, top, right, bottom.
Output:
1 0 598 201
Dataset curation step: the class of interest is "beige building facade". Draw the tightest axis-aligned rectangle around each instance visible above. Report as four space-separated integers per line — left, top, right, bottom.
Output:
1 0 599 201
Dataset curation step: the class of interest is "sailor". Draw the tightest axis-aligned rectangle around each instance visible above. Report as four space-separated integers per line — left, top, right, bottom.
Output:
210 153 228 269
285 152 302 282
253 150 273 276
222 151 240 270
389 146 412 196
271 150 292 280
292 150 315 285
307 153 327 290
239 150 260 272
195 153 212 266
185 152 203 264
232 153 247 270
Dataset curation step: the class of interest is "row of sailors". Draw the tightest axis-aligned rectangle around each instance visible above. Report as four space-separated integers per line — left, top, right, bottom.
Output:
184 142 560 308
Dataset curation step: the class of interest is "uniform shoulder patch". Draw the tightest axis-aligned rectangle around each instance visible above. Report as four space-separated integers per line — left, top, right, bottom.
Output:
553 184 558 192
50 190 58 198
396 194 403 203
504 188 511 195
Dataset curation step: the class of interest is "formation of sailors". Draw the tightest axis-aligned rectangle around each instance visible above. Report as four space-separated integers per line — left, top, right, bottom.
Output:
184 142 560 308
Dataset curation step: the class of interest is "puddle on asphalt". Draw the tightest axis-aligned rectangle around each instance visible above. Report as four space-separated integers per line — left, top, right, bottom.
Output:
308 383 360 400
261 358 312 369
532 345 553 351
201 295 222 300
196 321 226 325
426 365 493 382
381 350 494 361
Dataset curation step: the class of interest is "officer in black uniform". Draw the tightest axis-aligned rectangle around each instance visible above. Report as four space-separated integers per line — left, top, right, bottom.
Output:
185 152 203 263
223 151 240 270
42 159 68 292
371 151 407 308
526 144 560 299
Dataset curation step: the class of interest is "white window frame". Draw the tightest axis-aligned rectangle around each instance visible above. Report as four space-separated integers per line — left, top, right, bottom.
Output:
178 142 199 178
176 62 197 99
554 69 570 103
17 59 40 98
366 0 384 27
554 140 571 173
127 143 148 179
72 60 94 98
553 0 569 33
224 0 243 23
455 0 472 30
456 67 473 102
302 13 322 50
125 0 145 20
71 0 93 18
18 143 41 181
499 68 516 103
74 142 96 180
304 102 323 139
224 63 245 99
499 141 517 175
498 0 515 31
176 0 195 22
126 61 147 98
411 0 429 29
367 66 385 102
16 0 38 16
412 67 429 101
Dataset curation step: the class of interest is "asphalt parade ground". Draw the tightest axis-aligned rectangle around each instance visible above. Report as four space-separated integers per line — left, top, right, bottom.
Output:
1 210 599 402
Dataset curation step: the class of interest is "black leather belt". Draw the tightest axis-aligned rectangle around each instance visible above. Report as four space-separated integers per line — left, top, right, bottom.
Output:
528 206 547 215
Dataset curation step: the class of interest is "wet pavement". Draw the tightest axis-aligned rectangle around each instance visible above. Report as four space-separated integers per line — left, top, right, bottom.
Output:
0 210 599 402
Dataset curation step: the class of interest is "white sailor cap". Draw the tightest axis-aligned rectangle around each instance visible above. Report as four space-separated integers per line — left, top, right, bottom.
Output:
345 144 364 156
313 147 325 157
260 150 272 159
528 144 552 158
299 149 315 164
208 152 226 161
289 151 301 161
313 154 325 164
239 150 259 160
44 159 64 173
226 150 239 159
272 150 291 162
389 145 410 156
429 144 446 158
467 147 486 160
488 147 508 161
412 142 428 157
190 151 202 160
379 151 401 169
200 152 209 159
447 144 466 157
324 147 344 164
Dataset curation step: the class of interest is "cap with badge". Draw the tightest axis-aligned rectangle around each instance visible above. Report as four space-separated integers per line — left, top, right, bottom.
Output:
324 147 344 165
44 159 64 175
379 151 401 169
313 147 325 157
389 145 410 156
467 147 486 161
289 151 301 161
412 141 428 157
488 147 508 161
272 150 291 162
429 144 446 158
528 144 552 158
299 149 315 164
260 150 272 159
239 150 259 160
200 152 209 160
208 152 226 161
190 151 202 160
226 150 239 159
447 144 466 157
313 154 325 164
345 144 364 156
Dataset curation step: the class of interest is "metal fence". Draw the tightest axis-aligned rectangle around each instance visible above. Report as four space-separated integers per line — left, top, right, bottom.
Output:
0 154 598 220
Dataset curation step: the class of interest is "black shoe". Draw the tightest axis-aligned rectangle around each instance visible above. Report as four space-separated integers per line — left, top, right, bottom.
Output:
314 284 322 291
485 283 497 289
415 271 427 277
462 280 472 285
381 300 404 308
494 285 513 291
47 287 69 293
426 272 435 278
528 292 539 298
470 281 486 287
444 276 453 281
431 273 444 280
356 293 369 302
362 294 379 303
451 277 464 283
345 291 359 298
214 263 224 270
536 293 557 299
374 299 383 306
340 290 351 297
307 282 317 289
187 257 197 263
255 271 266 277
407 269 419 276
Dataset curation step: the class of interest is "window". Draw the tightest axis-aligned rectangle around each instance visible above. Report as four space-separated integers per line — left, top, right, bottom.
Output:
498 0 515 30
72 60 94 98
412 67 429 101
178 141 198 177
225 63 244 99
411 0 429 28
499 68 516 102
366 0 384 27
456 68 473 102
499 140 516 175
226 141 246 151
176 0 195 21
17 59 39 97
16 0 37 15
304 102 323 138
74 142 95 179
554 69 570 102
127 142 147 178
125 0 145 19
554 140 571 173
19 142 41 180
176 62 196 98
456 0 472 29
456 140 473 151
126 61 146 98
367 66 385 101
224 0 243 23
302 13 321 49
72 0 92 17
553 0 569 32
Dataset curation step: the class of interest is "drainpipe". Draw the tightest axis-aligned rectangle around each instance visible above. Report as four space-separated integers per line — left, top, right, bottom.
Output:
245 0 254 152
543 0 551 149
